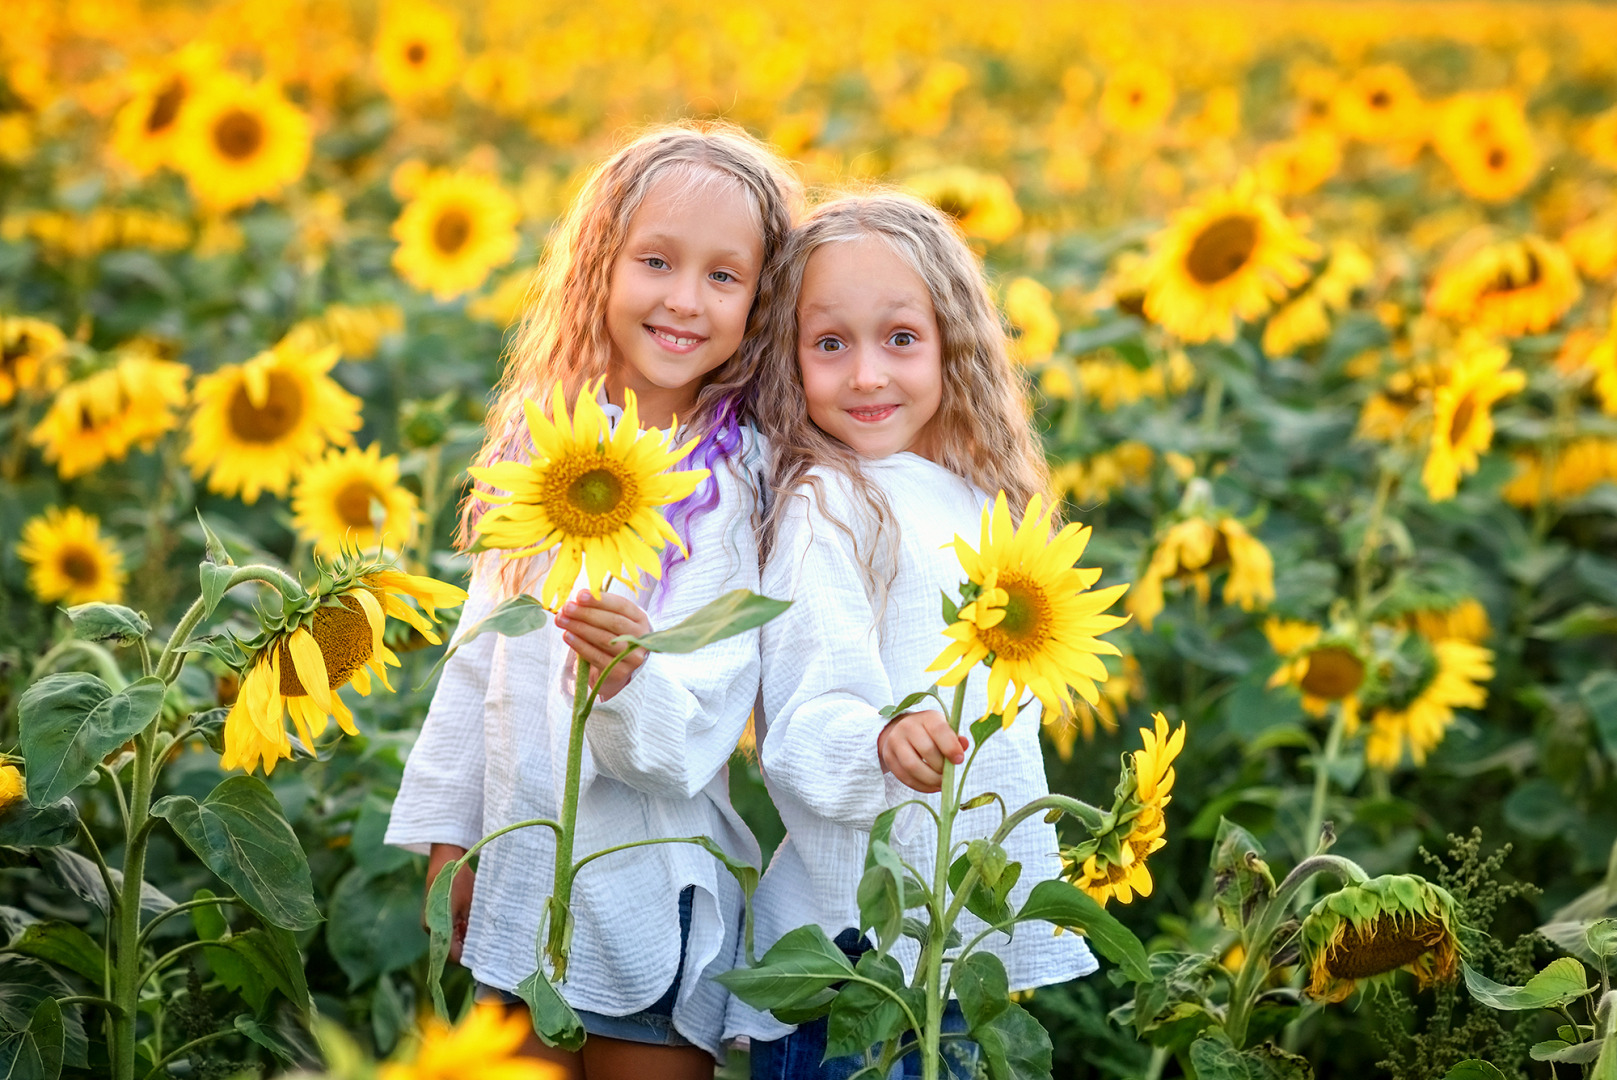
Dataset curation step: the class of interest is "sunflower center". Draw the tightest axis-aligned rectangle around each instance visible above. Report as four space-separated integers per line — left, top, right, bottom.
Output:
1486 146 1508 171
147 78 186 133
212 108 265 161
1487 250 1540 294
335 480 381 529
1300 646 1365 700
1128 89 1144 105
227 371 304 442
1185 214 1259 285
277 594 375 696
406 41 428 66
977 575 1052 660
1449 393 1477 444
432 208 473 254
539 452 640 538
1369 89 1391 109
58 545 101 585
1326 916 1443 980
933 191 970 221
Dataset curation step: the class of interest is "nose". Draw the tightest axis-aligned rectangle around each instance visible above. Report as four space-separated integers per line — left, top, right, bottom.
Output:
664 271 702 318
848 344 888 391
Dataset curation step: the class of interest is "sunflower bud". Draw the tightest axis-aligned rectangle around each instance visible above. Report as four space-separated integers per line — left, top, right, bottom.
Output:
1301 874 1463 1003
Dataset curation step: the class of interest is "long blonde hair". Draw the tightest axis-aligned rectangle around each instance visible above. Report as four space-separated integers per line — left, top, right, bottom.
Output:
460 121 801 596
755 191 1051 572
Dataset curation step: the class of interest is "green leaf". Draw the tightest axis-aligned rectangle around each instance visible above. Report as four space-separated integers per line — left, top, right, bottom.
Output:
34 849 173 917
63 603 149 646
858 841 907 955
0 958 85 1071
952 951 1010 1030
620 589 790 655
422 854 460 1019
4 922 103 984
414 594 550 690
196 512 235 567
967 839 1009 890
1531 1040 1605 1065
679 835 761 961
326 864 427 988
1015 880 1151 984
20 674 165 805
516 967 586 1051
1463 957 1594 1011
191 889 269 1014
0 997 63 1080
234 1015 301 1065
151 775 320 931
0 799 79 851
1211 818 1273 932
716 924 856 1014
960 792 998 811
1189 1037 1314 1080
825 951 919 1060
1583 672 1617 763
880 688 942 721
970 714 1002 751
973 1000 1052 1080
370 976 407 1057
1440 1062 1508 1080
941 589 959 625
1588 919 1617 967
185 708 231 756
218 928 313 1017
950 853 1012 928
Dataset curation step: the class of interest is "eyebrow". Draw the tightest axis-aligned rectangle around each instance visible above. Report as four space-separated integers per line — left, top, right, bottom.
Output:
799 298 930 318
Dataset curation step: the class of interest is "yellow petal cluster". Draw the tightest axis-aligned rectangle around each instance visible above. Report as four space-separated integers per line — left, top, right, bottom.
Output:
380 1002 564 1080
172 72 312 212
16 507 127 606
1129 514 1274 631
1364 639 1492 769
30 349 190 480
1420 334 1524 502
391 169 521 301
291 443 421 555
1427 234 1580 337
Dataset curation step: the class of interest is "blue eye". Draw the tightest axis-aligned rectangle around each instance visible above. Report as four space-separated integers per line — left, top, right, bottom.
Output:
890 331 916 347
645 257 668 270
711 270 734 283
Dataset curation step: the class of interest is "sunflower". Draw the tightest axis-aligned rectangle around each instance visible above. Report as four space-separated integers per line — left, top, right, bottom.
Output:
16 507 127 606
374 0 464 104
463 52 536 117
1098 61 1175 134
1421 334 1524 502
1256 130 1342 197
172 72 311 212
1406 598 1491 645
903 166 1023 245
1050 442 1155 506
1060 713 1183 906
1433 92 1539 204
468 382 708 610
220 551 467 775
1428 234 1580 337
1 315 68 405
380 1002 563 1080
1563 210 1617 281
1004 277 1060 363
108 43 222 177
1143 175 1321 344
1584 106 1617 172
1502 439 1617 508
292 443 420 555
391 169 521 301
278 303 404 361
1290 64 1340 131
1302 875 1462 1004
1363 637 1493 769
927 491 1130 727
1264 617 1366 728
1333 65 1427 149
0 764 23 810
184 341 362 504
1261 241 1374 357
30 349 190 480
1129 512 1275 631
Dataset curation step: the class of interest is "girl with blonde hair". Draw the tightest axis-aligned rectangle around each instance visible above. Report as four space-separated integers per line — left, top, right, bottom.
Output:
387 122 800 1079
731 192 1095 1078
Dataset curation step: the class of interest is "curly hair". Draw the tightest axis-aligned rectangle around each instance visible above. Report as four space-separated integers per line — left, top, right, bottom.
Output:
460 120 801 597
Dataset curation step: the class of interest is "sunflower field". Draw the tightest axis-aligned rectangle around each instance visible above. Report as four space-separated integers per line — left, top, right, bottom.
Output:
3 1 1617 1077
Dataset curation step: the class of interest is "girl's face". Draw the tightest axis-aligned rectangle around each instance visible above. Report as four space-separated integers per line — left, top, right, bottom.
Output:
796 236 944 460
604 174 764 429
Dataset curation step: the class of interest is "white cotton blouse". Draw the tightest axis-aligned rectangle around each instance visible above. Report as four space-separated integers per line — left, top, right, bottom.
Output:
725 452 1097 1043
384 424 768 1061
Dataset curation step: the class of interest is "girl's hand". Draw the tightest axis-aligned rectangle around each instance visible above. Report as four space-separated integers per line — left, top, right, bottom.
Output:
877 709 969 794
425 843 474 964
556 590 652 701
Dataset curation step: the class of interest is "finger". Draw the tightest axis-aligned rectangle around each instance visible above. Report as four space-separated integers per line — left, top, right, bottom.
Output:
558 606 645 639
895 743 942 792
564 633 619 671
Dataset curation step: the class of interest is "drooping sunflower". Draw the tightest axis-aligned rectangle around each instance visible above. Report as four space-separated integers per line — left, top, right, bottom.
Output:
1427 233 1581 337
1433 92 1539 204
903 166 1023 245
1061 712 1183 906
1098 61 1175 134
108 43 222 177
1129 511 1275 631
29 349 190 480
1050 442 1155 506
927 491 1130 727
1421 334 1525 502
1003 276 1060 364
468 382 708 610
391 169 521 301
1143 175 1321 344
291 443 421 555
1502 439 1617 508
1262 241 1374 357
16 507 127 606
379 1002 563 1080
172 72 311 212
1301 875 1462 1003
1563 210 1617 281
220 552 467 775
184 341 362 504
1 315 68 405
1264 617 1366 729
1363 637 1493 769
373 0 464 104
1333 65 1427 150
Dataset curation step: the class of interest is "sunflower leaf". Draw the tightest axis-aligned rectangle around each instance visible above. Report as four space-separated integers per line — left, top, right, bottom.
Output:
825 951 920 1060
422 854 461 1019
19 674 165 805
941 589 960 625
1440 1061 1508 1080
63 603 150 647
972 1000 1052 1080
620 589 790 655
0 798 79 851
880 689 943 721
1462 957 1594 1012
413 594 549 691
0 996 64 1080
1015 879 1151 984
516 967 585 1051
716 924 856 1015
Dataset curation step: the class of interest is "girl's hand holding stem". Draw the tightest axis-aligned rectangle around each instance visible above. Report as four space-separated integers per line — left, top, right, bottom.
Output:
556 590 651 701
425 844 475 964
878 709 968 793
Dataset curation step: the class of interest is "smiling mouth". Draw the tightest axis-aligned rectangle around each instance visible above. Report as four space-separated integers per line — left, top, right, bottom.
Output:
645 325 706 350
847 404 898 422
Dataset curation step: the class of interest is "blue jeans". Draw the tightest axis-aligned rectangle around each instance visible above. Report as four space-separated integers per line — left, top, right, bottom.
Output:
749 930 981 1080
477 884 695 1047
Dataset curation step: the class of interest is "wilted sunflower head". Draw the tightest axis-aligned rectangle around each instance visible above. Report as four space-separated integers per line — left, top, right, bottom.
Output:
1302 874 1463 1003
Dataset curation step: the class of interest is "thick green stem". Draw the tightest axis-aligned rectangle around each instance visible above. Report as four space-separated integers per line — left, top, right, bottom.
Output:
137 894 238 948
546 660 593 982
111 727 157 1080
919 682 968 1080
1300 708 1347 875
154 565 305 684
1354 459 1397 618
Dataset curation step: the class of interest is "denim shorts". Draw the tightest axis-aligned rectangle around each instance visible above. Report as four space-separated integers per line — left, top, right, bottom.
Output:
748 929 981 1080
477 884 695 1048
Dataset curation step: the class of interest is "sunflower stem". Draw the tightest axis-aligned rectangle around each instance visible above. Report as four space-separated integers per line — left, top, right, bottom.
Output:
546 658 593 982
154 565 306 684
919 681 969 1080
1298 707 1348 901
111 724 157 1080
1354 458 1398 619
